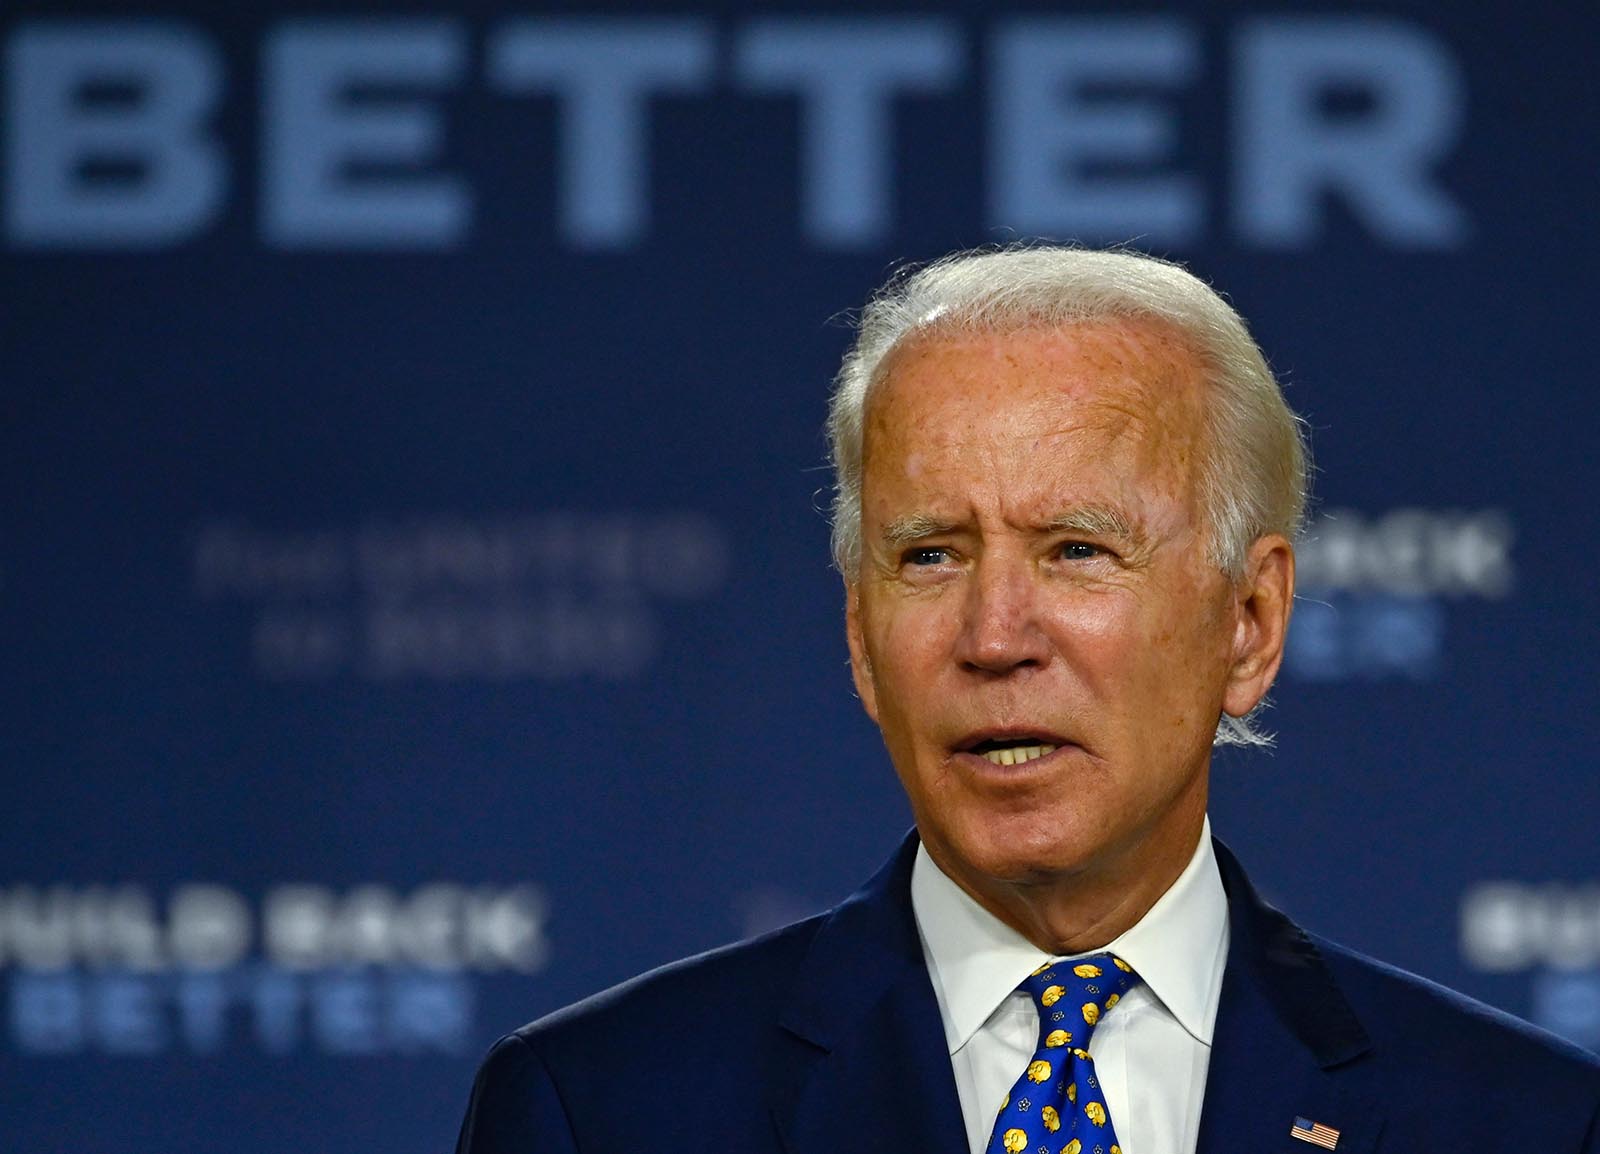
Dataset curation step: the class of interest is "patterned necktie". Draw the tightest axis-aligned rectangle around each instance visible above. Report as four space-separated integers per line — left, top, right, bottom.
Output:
984 952 1141 1154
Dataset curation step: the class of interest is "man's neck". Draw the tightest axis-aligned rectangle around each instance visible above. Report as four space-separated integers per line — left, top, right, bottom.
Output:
923 803 1208 956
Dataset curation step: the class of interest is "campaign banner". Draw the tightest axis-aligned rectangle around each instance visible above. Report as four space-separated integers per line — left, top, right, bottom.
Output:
4 5 1596 1151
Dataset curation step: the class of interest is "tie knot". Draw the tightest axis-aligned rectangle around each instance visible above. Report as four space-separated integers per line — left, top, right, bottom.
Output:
1018 952 1139 1045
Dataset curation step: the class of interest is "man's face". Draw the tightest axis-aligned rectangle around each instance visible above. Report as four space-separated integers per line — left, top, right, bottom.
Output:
846 321 1271 897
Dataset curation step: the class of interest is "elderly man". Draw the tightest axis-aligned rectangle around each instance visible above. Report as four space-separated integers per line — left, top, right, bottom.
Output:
457 246 1600 1154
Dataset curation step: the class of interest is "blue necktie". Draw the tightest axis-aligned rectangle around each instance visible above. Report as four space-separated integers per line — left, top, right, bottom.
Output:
984 953 1141 1154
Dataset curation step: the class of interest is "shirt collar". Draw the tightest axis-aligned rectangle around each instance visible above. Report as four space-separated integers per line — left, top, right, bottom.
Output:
910 817 1228 1056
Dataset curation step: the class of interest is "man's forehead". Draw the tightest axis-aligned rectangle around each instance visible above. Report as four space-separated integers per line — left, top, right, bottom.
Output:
868 320 1203 429
864 321 1207 470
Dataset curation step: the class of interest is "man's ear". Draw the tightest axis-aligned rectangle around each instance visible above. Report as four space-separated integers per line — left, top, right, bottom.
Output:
844 581 880 723
1221 534 1295 719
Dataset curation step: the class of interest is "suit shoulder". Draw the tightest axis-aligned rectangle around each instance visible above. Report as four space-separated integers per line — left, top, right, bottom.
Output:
456 1033 577 1154
510 912 825 1053
460 914 830 1147
1315 933 1600 1085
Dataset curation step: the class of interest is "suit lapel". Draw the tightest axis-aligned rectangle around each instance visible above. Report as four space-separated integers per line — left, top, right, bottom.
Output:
767 834 1390 1154
1198 840 1385 1154
769 833 969 1154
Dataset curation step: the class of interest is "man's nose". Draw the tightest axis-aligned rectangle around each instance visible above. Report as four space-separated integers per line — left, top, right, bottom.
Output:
954 555 1051 674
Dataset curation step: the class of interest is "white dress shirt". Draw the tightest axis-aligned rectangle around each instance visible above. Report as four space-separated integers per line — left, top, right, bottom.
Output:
910 817 1229 1154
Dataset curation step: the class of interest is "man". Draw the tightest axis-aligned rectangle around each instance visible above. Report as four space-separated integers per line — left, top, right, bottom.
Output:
457 246 1600 1153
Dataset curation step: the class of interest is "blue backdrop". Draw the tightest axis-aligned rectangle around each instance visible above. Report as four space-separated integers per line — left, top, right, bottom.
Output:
4 4 1597 1151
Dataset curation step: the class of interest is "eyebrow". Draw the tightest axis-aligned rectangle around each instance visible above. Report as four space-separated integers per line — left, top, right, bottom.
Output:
879 504 1144 551
880 513 961 551
1042 504 1140 543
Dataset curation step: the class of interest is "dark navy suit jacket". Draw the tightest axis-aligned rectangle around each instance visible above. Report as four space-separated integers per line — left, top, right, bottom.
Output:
457 835 1600 1153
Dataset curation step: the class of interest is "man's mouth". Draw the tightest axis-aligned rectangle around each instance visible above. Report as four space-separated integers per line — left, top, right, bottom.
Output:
960 734 1068 766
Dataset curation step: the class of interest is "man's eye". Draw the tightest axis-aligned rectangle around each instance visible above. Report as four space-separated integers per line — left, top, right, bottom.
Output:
906 547 950 566
1059 541 1102 560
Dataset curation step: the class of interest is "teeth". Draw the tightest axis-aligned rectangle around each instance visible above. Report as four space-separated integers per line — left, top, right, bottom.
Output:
980 743 1057 766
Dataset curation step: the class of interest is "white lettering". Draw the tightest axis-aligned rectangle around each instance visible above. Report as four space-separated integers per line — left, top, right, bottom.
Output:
1235 17 1467 248
1462 883 1600 973
263 20 469 248
263 883 547 971
0 886 76 969
94 973 166 1052
5 22 224 246
263 885 334 970
990 18 1201 244
8 969 473 1054
463 886 549 974
489 19 713 247
1297 509 1513 597
170 885 253 970
2 15 1475 251
1461 883 1540 972
736 19 961 246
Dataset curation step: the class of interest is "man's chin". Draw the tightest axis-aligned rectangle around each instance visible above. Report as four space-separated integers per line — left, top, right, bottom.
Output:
927 819 1102 889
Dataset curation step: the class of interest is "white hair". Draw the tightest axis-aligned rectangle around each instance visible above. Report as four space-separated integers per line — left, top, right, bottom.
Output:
825 243 1310 747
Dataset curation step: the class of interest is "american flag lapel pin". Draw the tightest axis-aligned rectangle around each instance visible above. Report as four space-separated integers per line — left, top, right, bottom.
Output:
1290 1116 1340 1149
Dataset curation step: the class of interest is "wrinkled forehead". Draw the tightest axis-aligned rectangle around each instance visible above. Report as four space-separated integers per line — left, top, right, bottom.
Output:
863 318 1212 486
